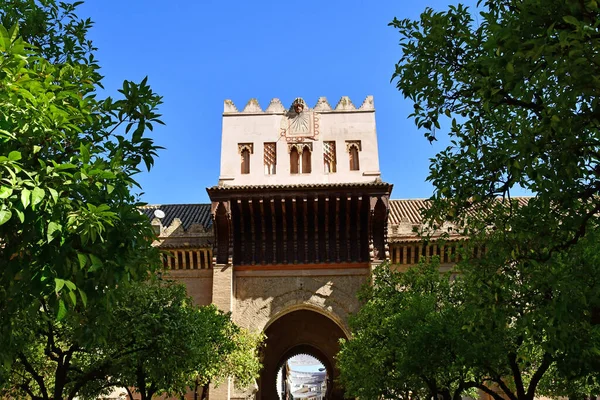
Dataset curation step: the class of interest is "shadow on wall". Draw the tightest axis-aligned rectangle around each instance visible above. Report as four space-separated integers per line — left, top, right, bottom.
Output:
233 273 370 333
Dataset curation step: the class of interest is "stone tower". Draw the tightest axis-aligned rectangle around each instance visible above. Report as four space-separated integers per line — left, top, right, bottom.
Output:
207 96 392 400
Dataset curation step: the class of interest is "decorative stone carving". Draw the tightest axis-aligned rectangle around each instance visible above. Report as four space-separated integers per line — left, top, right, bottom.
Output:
223 99 238 113
265 98 286 113
288 142 313 154
280 97 320 142
314 96 332 111
242 98 262 113
335 96 356 111
345 140 361 152
358 95 374 110
238 143 254 154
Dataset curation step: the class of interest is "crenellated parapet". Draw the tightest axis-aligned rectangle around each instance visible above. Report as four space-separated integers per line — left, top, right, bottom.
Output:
223 95 375 114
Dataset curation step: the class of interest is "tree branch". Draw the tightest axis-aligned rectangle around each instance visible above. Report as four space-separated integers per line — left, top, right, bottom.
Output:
17 352 49 400
508 351 526 399
526 353 553 400
477 383 507 400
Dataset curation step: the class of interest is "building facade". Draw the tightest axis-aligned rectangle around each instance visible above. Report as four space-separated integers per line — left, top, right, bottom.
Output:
143 96 464 400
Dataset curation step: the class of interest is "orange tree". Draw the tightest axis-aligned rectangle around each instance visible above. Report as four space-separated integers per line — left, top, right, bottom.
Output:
0 0 163 386
339 1 600 398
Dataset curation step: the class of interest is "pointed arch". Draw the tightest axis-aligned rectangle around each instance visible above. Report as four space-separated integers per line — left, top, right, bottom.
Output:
290 147 299 174
241 148 250 174
302 145 312 173
349 145 360 171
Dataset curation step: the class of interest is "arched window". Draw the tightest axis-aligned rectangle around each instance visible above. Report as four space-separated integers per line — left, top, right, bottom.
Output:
347 142 361 171
290 147 299 174
241 148 250 174
302 145 311 173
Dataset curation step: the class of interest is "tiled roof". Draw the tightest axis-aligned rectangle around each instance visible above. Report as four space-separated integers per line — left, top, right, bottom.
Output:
140 204 212 230
141 197 532 232
388 197 531 225
388 199 430 225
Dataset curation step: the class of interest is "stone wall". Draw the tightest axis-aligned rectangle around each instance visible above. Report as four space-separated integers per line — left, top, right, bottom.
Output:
219 96 381 187
166 270 213 306
232 267 369 334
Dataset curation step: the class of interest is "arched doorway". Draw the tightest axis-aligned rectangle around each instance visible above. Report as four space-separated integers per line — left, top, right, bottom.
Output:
259 309 348 400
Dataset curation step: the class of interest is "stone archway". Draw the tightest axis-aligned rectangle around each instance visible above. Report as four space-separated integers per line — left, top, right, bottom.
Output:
259 309 348 400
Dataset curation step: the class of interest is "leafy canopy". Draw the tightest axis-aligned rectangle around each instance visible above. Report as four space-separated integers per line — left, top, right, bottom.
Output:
0 0 163 352
391 0 600 254
0 0 164 386
4 279 263 400
338 1 600 399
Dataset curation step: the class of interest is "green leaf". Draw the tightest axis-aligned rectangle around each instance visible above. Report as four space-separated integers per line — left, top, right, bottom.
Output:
77 253 88 269
563 15 579 26
80 143 90 164
0 25 8 50
0 186 13 199
48 188 58 204
47 221 62 243
33 145 41 154
0 209 11 225
8 151 21 161
15 209 24 223
64 280 76 291
8 23 18 42
68 290 77 306
78 288 88 307
89 254 103 272
21 188 30 209
55 278 65 293
57 299 67 320
31 187 45 207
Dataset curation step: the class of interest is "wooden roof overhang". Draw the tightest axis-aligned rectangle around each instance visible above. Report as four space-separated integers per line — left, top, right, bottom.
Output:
206 181 393 200
207 182 393 266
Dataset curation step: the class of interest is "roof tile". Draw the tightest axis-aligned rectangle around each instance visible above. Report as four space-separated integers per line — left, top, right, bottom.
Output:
140 204 212 230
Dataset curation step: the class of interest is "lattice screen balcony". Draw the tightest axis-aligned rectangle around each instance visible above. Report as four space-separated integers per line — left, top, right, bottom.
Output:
162 248 213 269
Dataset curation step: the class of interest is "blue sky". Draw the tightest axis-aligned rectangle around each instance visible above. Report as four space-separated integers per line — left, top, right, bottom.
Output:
79 0 479 205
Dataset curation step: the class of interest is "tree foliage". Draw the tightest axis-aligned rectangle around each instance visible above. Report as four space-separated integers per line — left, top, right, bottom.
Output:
338 261 474 400
340 3 600 397
3 280 263 400
340 230 600 400
390 0 600 254
0 0 163 377
102 280 263 400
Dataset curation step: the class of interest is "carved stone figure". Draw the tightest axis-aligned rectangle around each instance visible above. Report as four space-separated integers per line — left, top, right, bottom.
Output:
281 97 319 141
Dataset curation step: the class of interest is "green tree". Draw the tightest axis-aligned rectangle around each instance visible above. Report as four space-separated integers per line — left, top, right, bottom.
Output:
339 260 483 400
102 280 262 400
4 280 263 400
0 0 163 378
390 0 600 253
347 1 600 398
340 230 600 400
